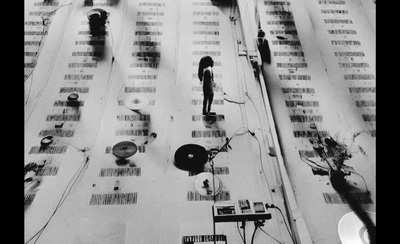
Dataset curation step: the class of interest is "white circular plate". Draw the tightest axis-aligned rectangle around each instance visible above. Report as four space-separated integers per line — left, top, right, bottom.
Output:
338 211 376 244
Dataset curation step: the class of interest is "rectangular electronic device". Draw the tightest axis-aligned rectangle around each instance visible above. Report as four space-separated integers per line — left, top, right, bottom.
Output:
213 200 271 223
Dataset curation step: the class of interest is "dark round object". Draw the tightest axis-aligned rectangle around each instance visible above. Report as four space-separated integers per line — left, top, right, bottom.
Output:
67 93 79 101
174 144 208 171
112 141 137 159
40 136 54 146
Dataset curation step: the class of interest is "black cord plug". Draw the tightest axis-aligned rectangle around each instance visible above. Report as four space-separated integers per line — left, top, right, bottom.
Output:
265 203 275 209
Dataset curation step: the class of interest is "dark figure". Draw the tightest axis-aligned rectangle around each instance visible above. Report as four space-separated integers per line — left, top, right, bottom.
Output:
198 56 215 115
257 29 271 64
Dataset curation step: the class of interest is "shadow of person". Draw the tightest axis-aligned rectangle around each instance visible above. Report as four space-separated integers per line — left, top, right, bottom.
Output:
330 174 376 244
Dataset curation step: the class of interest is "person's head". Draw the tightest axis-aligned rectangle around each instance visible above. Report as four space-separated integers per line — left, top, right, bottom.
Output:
258 29 265 38
198 56 214 80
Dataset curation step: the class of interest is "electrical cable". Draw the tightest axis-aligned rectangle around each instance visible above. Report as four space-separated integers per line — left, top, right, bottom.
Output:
25 154 90 244
272 205 296 244
250 225 258 244
222 92 248 104
236 222 245 243
259 227 282 244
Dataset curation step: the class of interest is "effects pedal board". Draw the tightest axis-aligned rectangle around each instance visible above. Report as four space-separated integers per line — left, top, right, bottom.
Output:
213 199 271 223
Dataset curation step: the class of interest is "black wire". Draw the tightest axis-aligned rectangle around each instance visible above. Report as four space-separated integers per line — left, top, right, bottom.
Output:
274 206 296 244
236 222 245 243
25 156 89 244
251 225 258 244
259 227 282 244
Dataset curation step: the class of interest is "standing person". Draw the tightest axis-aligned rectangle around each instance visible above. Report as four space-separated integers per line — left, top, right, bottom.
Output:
198 56 215 115
257 29 271 64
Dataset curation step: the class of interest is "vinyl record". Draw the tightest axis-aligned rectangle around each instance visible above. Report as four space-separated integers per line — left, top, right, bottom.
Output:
193 172 221 196
338 211 376 244
174 144 208 171
112 141 138 159
124 94 149 111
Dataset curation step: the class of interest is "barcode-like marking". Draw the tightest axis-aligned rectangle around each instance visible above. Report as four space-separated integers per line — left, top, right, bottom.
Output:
115 129 149 136
25 41 41 46
192 41 220 46
279 74 311 80
132 52 161 57
117 114 151 121
344 74 375 80
318 0 346 5
78 30 108 35
277 63 307 68
192 11 219 16
99 168 141 177
331 40 360 45
362 114 376 122
25 21 45 26
127 75 158 80
187 191 230 202
193 21 219 26
272 40 301 46
53 100 84 107
25 31 48 35
29 11 53 16
192 115 225 121
191 130 226 138
133 41 161 46
24 194 36 205
193 2 213 6
348 87 375 93
64 74 93 80
75 40 105 45
355 100 376 107
193 31 219 35
105 145 146 153
135 31 163 36
265 11 292 15
68 63 97 68
285 100 319 107
334 51 365 57
89 193 138 205
118 100 155 106
125 87 156 93
192 73 222 79
136 21 163 26
72 51 101 57
189 167 230 176
270 30 298 35
321 9 348 14
28 146 68 154
281 87 315 93
25 52 38 57
59 87 89 93
324 19 352 24
192 61 222 67
129 63 159 68
38 130 75 137
289 115 323 122
266 21 295 26
182 234 227 243
293 130 329 138
327 29 356 34
192 99 224 105
192 86 223 93
339 63 370 68
46 114 80 121
193 51 221 56
139 2 165 7
137 12 164 16
264 1 291 6
36 166 59 176
323 192 373 204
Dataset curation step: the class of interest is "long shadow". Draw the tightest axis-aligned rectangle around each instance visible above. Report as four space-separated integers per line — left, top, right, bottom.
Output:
330 175 376 244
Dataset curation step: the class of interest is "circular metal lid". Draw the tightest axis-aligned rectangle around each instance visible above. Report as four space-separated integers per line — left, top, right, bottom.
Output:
174 144 208 171
338 211 376 244
112 141 138 159
67 93 79 101
124 94 149 111
40 136 54 146
193 172 221 196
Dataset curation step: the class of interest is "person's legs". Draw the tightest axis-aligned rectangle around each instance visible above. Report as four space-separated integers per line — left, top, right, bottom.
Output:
202 93 209 115
207 93 214 113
